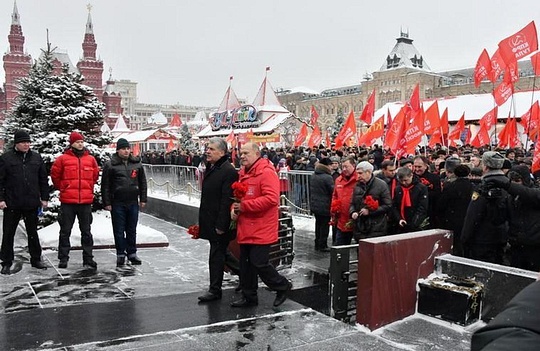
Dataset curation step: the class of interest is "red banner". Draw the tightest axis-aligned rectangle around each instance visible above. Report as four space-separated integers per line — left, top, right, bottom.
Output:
493 81 514 106
474 49 492 87
359 89 376 124
498 21 538 65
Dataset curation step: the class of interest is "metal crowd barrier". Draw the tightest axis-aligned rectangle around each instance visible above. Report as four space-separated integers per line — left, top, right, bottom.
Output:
143 164 202 201
143 165 314 215
329 244 359 324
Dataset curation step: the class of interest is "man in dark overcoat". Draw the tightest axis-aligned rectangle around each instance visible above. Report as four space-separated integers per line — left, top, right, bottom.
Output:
197 137 239 302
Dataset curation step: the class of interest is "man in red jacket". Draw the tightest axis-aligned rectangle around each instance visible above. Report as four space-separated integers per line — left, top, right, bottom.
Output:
230 142 292 308
51 132 99 270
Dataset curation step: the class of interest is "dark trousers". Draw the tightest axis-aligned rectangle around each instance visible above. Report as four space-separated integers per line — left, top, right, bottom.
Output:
58 204 94 262
335 228 353 246
510 244 540 271
208 240 228 295
464 244 503 264
1 208 42 266
239 244 289 302
111 203 139 257
314 215 330 249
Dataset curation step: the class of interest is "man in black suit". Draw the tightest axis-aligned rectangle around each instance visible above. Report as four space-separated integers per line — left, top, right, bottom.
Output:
197 138 239 302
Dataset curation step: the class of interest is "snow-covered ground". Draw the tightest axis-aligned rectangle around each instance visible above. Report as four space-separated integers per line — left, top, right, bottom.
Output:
38 210 168 248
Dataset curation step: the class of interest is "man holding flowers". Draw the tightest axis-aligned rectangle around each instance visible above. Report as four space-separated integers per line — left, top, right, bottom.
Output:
230 142 292 308
349 161 392 240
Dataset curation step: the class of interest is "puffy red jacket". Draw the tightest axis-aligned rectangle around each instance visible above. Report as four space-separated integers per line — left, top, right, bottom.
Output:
236 158 280 245
332 172 358 232
51 149 99 204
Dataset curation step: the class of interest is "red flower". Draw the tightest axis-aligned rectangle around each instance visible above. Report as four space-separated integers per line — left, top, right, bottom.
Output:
419 177 433 189
232 181 248 200
187 225 200 239
330 199 342 214
364 195 379 211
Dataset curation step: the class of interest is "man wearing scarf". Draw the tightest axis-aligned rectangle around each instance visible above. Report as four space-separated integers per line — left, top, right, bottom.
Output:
51 132 99 270
332 156 358 245
391 166 429 234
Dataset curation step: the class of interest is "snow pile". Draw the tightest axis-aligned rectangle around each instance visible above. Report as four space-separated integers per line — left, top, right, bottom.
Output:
38 210 168 249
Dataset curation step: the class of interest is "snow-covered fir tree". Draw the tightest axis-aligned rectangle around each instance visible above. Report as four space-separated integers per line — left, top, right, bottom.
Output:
3 43 112 225
179 124 195 151
331 109 345 140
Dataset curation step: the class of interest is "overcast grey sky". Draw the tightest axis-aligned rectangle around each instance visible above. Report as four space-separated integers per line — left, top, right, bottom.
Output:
2 0 540 107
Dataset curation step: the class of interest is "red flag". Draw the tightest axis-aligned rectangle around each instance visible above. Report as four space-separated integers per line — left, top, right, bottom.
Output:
489 49 507 82
428 129 442 148
493 81 514 106
474 49 492 87
448 113 465 141
498 21 538 65
440 108 449 135
335 111 357 148
308 125 322 148
132 142 140 157
531 51 540 76
479 106 498 130
408 84 421 114
384 108 393 141
167 139 175 152
532 138 540 173
309 106 319 126
385 107 407 155
325 130 331 147
498 118 519 148
294 123 308 147
225 129 235 143
358 115 384 145
471 124 490 148
522 101 540 138
359 89 376 124
423 101 440 134
403 113 425 155
503 57 519 85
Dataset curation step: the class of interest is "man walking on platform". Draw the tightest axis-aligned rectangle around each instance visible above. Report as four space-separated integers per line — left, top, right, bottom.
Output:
0 130 49 274
230 142 292 308
197 138 239 302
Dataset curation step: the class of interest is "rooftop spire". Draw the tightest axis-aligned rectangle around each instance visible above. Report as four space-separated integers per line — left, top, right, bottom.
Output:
12 0 20 26
85 3 94 34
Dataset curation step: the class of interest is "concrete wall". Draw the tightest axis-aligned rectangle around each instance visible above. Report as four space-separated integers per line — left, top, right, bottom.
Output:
142 197 198 228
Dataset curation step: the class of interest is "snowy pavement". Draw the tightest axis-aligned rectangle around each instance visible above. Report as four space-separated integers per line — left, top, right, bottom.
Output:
0 211 476 350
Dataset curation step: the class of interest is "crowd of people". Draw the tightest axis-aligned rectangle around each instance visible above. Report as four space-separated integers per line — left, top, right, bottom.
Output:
235 142 540 273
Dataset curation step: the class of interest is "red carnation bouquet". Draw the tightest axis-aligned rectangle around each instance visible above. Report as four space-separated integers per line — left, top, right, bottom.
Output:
364 195 379 211
329 199 342 225
187 225 200 239
230 181 249 229
420 177 433 189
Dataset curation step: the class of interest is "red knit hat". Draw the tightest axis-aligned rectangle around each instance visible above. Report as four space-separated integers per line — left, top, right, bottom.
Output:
69 131 84 145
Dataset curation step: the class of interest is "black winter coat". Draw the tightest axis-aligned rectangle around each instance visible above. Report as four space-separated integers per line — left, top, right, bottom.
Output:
0 148 49 209
350 175 392 238
391 179 429 232
461 172 511 245
198 156 238 243
506 182 540 246
437 177 473 240
471 281 540 351
101 153 148 206
309 164 334 216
